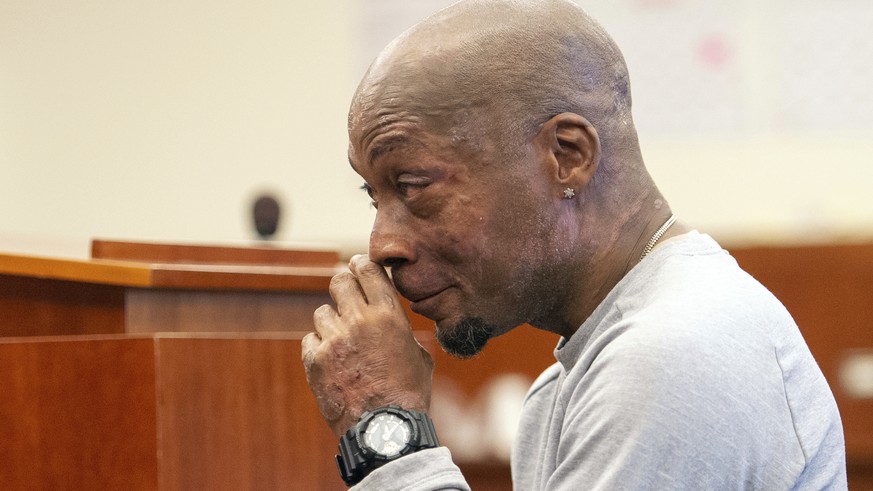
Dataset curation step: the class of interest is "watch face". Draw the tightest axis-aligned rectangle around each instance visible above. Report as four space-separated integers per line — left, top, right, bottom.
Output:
363 412 412 457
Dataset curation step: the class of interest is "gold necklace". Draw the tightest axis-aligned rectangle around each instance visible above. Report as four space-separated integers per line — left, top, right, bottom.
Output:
639 214 677 261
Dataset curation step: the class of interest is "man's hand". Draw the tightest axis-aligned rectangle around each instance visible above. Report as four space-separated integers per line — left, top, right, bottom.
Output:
301 255 434 437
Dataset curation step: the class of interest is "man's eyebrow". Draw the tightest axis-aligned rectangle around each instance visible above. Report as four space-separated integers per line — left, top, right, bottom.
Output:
368 134 409 163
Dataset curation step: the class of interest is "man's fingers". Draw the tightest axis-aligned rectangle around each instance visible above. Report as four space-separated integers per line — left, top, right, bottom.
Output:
328 271 367 316
301 331 320 367
313 303 340 336
349 254 400 308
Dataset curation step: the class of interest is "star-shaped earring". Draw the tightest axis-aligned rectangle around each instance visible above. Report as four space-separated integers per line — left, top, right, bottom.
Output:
563 187 576 199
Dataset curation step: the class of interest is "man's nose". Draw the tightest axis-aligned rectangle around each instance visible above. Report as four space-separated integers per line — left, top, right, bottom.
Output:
368 209 415 268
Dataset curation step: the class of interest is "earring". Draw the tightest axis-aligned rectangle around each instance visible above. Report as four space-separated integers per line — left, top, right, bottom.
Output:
563 188 576 199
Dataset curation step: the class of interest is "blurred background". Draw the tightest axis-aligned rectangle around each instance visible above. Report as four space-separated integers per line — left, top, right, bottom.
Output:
2 0 872 258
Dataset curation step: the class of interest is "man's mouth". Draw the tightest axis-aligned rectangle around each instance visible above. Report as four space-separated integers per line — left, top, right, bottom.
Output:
408 287 449 317
391 269 454 319
393 279 450 318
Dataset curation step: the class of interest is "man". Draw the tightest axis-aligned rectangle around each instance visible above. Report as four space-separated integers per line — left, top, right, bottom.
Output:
301 0 847 489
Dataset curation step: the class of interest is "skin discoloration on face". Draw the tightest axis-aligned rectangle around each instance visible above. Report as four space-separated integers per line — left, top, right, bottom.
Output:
340 0 662 350
303 0 681 437
349 88 570 356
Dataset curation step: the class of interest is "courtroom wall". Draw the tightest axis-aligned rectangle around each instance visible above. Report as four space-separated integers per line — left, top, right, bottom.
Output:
1 0 872 259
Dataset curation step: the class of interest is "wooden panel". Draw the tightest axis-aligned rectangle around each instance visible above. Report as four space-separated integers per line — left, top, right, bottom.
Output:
0 275 126 336
0 270 333 337
0 253 153 287
0 252 335 337
0 253 336 292
0 336 159 490
0 334 345 491
92 239 340 266
154 334 343 491
126 290 330 333
847 462 873 491
146 263 336 291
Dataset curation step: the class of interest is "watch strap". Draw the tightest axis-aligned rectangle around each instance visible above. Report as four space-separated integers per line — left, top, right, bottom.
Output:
336 406 439 486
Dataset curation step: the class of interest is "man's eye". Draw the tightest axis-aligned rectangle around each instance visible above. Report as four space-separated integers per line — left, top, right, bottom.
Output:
360 183 377 209
396 179 430 197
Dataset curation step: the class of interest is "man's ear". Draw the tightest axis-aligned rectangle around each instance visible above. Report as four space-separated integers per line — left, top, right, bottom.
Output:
536 112 600 194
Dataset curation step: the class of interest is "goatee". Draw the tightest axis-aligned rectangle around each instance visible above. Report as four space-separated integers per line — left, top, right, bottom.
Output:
435 317 494 359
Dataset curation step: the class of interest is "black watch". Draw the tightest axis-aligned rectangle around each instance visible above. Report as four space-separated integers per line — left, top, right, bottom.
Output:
336 405 439 486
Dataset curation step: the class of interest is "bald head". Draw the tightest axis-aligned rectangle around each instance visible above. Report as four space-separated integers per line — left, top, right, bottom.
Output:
347 0 672 341
351 0 642 170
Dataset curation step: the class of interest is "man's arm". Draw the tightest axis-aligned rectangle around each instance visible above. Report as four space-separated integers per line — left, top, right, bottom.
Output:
301 255 469 489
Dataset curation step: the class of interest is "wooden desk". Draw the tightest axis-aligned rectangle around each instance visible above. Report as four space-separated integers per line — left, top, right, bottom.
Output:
0 332 344 491
0 251 337 336
0 244 348 490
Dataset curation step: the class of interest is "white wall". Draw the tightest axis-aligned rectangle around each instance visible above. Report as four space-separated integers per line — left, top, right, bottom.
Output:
0 0 372 257
1 0 872 259
584 0 873 245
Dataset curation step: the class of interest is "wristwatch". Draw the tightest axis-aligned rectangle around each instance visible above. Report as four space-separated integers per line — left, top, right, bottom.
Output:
336 405 440 486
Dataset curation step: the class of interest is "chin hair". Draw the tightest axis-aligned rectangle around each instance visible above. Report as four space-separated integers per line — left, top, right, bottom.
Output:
435 317 494 359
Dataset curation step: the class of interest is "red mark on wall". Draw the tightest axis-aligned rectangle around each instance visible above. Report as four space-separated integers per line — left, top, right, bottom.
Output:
698 34 731 69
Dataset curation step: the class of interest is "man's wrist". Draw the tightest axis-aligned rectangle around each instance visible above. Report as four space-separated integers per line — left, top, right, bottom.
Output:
335 405 439 486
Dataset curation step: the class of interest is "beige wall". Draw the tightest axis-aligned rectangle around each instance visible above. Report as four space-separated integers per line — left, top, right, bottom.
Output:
1 1 871 259
0 0 370 257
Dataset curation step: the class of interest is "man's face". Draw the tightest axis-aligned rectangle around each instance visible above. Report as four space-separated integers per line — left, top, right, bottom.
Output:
349 107 557 357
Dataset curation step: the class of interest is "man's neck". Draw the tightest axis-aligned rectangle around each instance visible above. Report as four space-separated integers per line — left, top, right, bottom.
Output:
542 212 693 339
